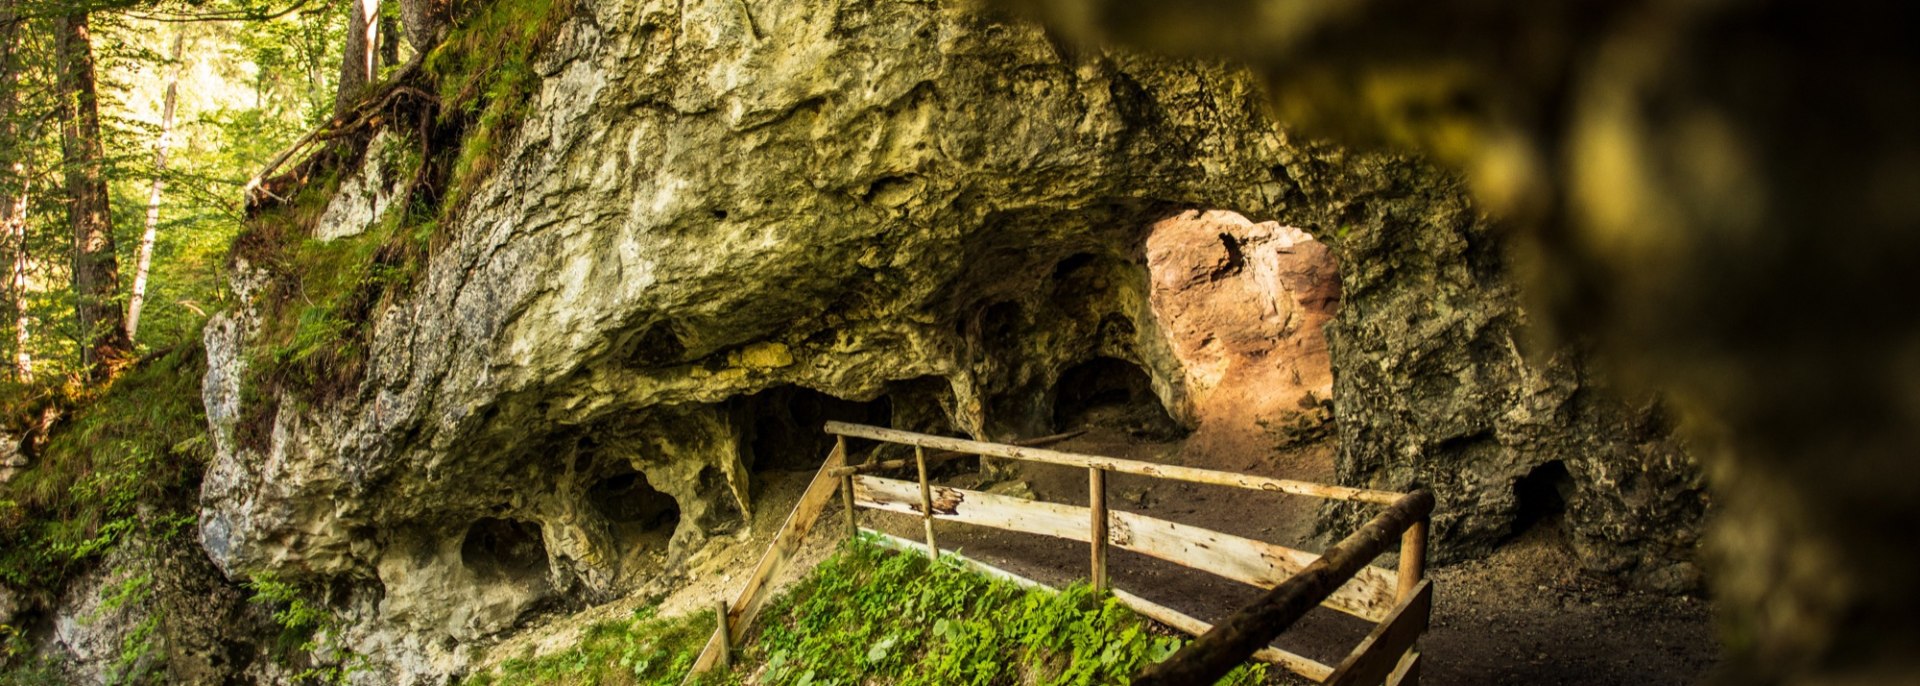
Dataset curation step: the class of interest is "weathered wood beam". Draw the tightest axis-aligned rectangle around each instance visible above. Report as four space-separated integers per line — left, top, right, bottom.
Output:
1131 489 1435 686
1111 588 1335 683
850 475 1399 620
1090 466 1109 592
1326 580 1432 686
826 422 1403 504
826 429 1085 477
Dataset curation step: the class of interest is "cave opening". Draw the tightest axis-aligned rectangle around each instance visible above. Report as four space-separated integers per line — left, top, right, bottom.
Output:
1051 356 1179 436
740 386 892 471
1142 209 1342 448
587 467 682 548
1512 460 1575 537
461 518 550 583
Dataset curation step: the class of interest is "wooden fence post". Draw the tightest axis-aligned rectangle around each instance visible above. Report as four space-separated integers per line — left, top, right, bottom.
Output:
839 436 857 540
713 600 732 670
914 445 938 559
1397 516 1428 601
1090 466 1108 592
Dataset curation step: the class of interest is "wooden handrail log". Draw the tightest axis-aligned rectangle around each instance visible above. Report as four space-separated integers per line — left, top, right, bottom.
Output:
824 422 1404 504
1131 489 1436 686
826 429 1085 477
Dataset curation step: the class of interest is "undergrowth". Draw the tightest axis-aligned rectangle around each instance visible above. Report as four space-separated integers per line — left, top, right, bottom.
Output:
428 0 575 207
0 343 209 598
0 344 211 683
461 539 1269 686
739 538 1268 686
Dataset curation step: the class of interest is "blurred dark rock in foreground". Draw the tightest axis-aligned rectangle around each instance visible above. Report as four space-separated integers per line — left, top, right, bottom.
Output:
1000 0 1920 681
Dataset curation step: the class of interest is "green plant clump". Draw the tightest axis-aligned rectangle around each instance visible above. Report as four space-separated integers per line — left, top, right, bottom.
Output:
741 538 1266 686
246 572 369 684
461 606 717 686
458 539 1269 686
428 0 575 207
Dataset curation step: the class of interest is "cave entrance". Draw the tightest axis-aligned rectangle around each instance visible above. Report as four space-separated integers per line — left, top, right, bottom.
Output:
1512 460 1574 538
741 386 892 471
1051 357 1179 437
1143 209 1341 448
461 518 551 584
587 467 682 549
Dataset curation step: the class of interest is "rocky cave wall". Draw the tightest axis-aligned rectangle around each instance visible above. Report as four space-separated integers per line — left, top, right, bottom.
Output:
191 0 1704 681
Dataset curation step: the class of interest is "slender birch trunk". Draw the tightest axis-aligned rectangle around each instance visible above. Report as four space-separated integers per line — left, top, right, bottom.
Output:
127 29 186 342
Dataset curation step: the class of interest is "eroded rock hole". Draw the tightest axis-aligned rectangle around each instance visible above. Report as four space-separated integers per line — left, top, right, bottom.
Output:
1052 357 1179 437
694 466 745 532
1513 460 1574 536
461 518 549 582
587 468 681 541
741 386 891 471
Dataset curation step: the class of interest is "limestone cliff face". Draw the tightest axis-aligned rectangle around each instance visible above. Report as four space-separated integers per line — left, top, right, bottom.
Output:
198 0 1701 680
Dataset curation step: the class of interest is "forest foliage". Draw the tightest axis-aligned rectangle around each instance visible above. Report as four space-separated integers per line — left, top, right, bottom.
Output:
0 0 536 674
0 0 353 602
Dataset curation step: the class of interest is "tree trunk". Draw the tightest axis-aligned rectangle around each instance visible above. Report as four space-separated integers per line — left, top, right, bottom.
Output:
399 0 444 54
127 29 185 343
7 190 27 383
334 0 378 116
53 11 130 380
378 10 399 69
0 0 29 381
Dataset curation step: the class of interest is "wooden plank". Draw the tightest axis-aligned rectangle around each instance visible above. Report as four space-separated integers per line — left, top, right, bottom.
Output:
852 476 1398 621
1397 517 1428 601
685 632 723 684
852 475 1091 542
722 441 848 642
1387 651 1420 686
1134 490 1435 686
1324 580 1433 686
1090 467 1109 593
861 528 1048 589
1112 588 1335 683
1109 509 1398 622
826 421 1402 504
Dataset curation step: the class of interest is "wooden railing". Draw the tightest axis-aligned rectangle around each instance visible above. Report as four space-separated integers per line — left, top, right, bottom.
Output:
686 422 1434 686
